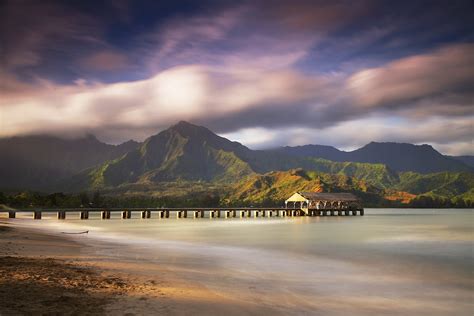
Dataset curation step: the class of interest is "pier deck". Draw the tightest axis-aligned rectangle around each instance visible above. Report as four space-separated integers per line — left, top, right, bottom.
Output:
0 207 364 220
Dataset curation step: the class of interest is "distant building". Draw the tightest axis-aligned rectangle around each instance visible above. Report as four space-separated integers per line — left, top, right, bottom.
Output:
285 192 361 213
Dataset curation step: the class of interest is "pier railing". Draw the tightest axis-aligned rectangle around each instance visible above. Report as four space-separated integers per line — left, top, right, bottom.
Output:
0 207 364 220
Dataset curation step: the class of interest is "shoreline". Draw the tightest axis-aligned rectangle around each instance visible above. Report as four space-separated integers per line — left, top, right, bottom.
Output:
0 222 154 315
0 221 277 315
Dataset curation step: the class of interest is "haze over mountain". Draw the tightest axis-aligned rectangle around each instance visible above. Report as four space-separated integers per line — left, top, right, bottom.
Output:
449 156 474 168
0 135 139 190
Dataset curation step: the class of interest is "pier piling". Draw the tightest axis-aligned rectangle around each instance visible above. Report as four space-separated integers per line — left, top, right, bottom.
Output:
159 210 169 218
193 210 204 218
177 210 188 218
80 211 89 220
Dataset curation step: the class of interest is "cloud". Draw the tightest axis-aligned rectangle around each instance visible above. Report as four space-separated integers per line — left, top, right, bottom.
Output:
1 41 473 155
80 51 129 71
0 0 103 70
0 64 335 139
1 0 473 155
258 0 372 32
347 43 474 116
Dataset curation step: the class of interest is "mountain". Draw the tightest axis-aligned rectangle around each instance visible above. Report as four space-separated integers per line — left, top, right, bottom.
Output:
226 169 474 207
348 142 472 173
67 121 402 191
1 121 472 208
450 155 474 168
274 144 345 161
69 121 256 190
0 134 139 190
277 142 472 174
225 169 384 206
396 172 474 200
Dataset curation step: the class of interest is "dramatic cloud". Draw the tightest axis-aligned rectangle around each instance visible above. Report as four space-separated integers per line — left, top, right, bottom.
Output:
1 1 103 70
0 65 336 138
80 51 129 71
1 0 473 154
347 43 474 115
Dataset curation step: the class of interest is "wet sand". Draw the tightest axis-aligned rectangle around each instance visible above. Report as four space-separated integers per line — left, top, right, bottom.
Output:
0 223 273 315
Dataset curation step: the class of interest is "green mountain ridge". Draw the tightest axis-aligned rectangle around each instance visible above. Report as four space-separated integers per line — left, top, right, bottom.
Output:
68 122 401 192
68 122 256 190
227 169 473 207
224 169 383 206
2 121 472 207
396 172 474 200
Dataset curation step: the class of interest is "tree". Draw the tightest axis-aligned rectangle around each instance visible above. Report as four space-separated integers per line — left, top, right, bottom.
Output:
79 192 90 207
91 191 102 208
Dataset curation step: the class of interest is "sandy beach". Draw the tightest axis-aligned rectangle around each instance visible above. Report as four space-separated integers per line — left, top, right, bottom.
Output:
0 222 272 316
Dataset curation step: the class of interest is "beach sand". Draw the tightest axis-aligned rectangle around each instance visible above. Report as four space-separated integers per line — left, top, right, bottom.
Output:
0 223 274 315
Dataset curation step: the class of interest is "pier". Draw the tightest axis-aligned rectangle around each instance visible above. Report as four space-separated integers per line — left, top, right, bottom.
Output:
0 192 365 220
0 206 363 220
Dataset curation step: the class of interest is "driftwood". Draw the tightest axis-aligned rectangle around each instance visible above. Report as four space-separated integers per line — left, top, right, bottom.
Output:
60 230 89 235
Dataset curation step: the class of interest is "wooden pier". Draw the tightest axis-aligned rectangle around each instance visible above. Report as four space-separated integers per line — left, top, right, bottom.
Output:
0 206 364 220
1 191 366 220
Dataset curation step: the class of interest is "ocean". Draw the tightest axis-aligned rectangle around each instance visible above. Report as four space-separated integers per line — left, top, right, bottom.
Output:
10 208 474 315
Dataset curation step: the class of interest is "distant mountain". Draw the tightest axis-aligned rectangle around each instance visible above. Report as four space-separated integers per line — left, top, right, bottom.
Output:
0 135 139 190
450 155 474 168
1 121 472 208
65 121 403 191
276 142 472 174
0 122 474 207
274 144 345 161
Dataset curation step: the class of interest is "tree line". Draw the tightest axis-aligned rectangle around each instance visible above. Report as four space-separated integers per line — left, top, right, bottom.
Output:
0 191 472 209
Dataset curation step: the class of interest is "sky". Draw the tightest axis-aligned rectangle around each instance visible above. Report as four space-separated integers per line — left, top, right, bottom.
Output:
1 0 473 155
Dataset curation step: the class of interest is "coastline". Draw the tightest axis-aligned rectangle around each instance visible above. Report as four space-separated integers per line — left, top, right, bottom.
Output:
0 220 276 315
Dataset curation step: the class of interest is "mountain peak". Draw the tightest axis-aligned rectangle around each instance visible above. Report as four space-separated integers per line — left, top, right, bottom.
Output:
84 133 98 141
363 141 437 153
173 120 195 127
171 120 202 130
166 121 218 140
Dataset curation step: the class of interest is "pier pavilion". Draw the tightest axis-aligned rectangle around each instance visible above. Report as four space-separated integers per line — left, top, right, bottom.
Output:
285 192 362 215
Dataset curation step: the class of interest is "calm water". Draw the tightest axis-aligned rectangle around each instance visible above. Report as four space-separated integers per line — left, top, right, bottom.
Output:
10 209 474 315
